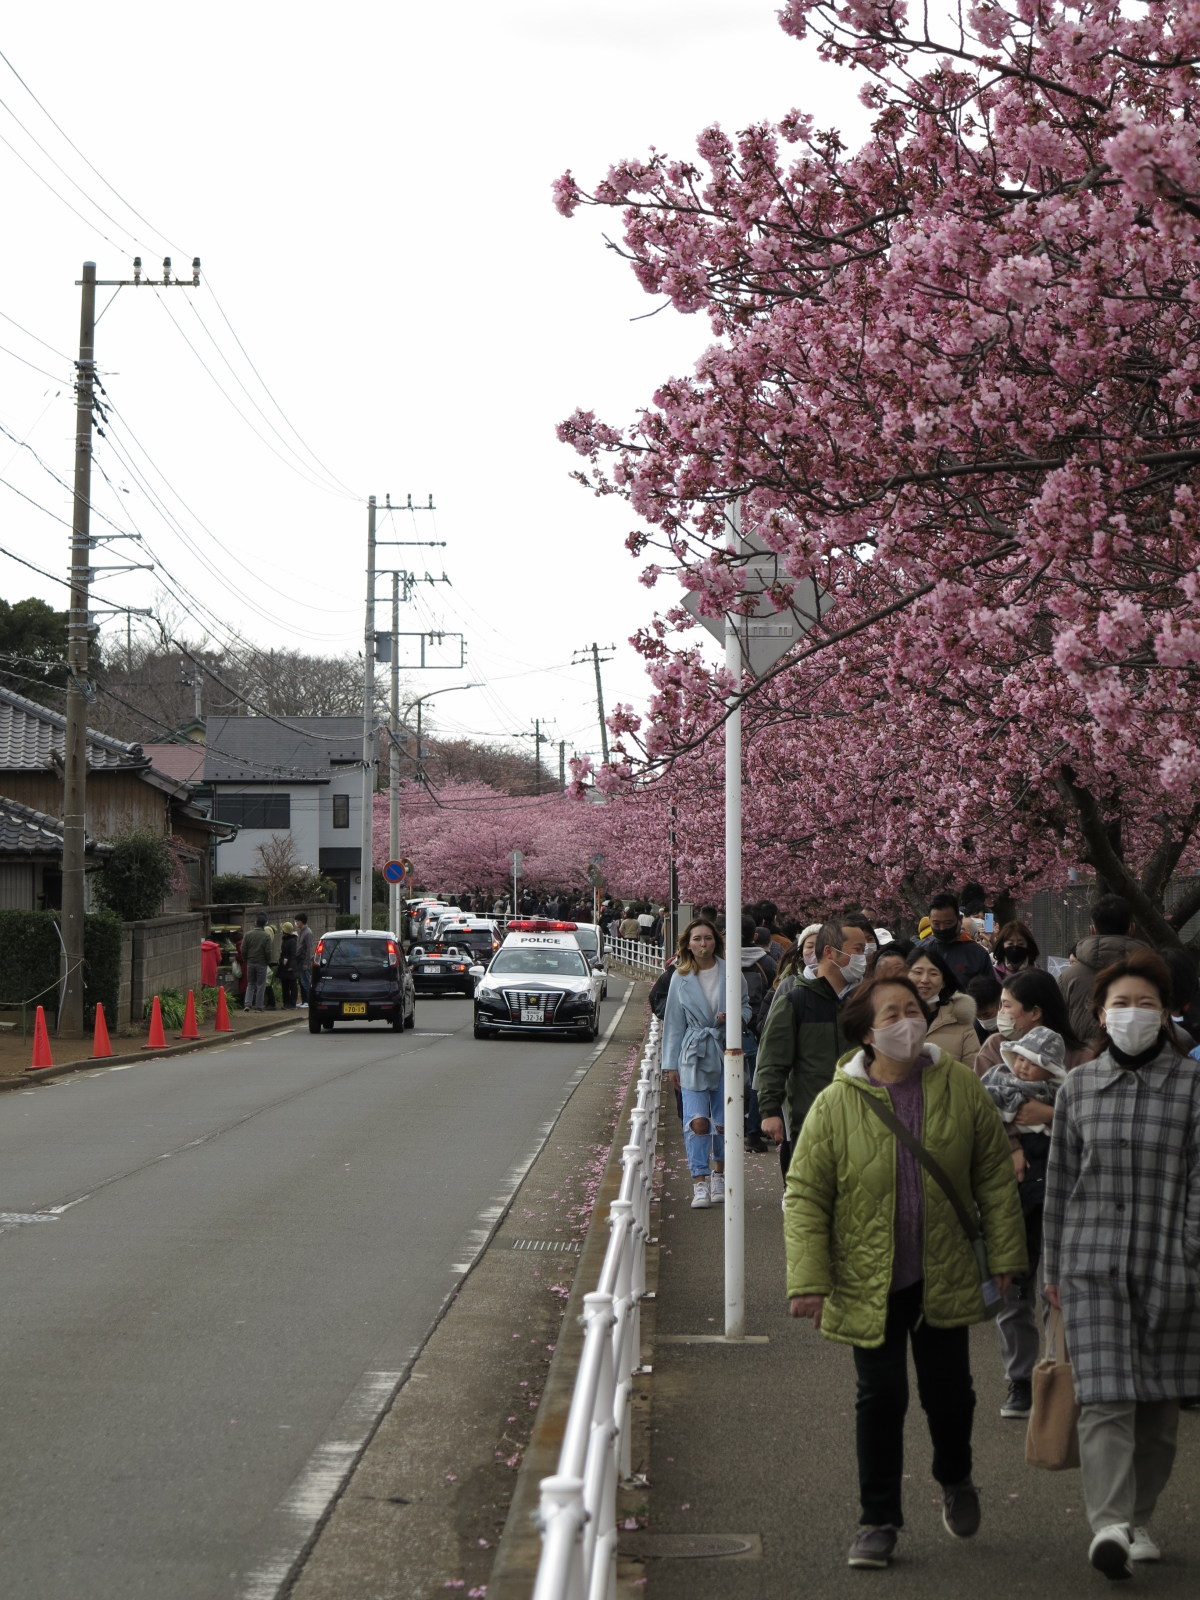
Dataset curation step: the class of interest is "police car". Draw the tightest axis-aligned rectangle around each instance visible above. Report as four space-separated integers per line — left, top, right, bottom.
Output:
472 921 603 1041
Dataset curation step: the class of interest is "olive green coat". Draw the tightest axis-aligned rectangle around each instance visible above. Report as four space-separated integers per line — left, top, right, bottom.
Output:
784 1045 1028 1347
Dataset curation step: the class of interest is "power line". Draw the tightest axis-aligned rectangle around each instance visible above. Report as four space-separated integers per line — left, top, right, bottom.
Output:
0 340 67 383
0 306 70 360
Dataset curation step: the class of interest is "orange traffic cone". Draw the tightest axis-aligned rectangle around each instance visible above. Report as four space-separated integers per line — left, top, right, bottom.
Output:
28 1004 53 1071
180 989 199 1039
91 1002 113 1058
214 985 232 1032
143 994 166 1050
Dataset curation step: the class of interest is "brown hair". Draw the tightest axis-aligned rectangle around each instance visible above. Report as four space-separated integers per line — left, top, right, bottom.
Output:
840 974 928 1057
675 918 724 974
993 920 1039 965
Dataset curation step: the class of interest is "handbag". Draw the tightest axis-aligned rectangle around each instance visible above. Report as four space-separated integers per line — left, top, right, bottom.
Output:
1025 1307 1081 1470
850 1082 1004 1318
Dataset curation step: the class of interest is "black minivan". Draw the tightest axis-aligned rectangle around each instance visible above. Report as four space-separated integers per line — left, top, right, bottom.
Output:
308 930 416 1033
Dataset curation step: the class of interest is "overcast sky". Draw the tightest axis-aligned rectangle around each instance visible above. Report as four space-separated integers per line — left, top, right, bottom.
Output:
0 2 866 766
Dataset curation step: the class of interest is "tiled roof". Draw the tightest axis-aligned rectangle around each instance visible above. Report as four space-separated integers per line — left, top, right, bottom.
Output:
0 684 148 772
0 795 106 856
204 715 371 783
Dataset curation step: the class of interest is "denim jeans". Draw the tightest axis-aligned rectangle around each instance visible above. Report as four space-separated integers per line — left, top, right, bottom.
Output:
681 1083 724 1177
297 967 310 1003
852 1280 975 1527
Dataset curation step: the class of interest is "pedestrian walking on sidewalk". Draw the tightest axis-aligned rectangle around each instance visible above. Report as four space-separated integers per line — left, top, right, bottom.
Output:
785 974 1027 1570
294 912 314 1009
1043 950 1200 1582
756 918 865 1178
661 919 750 1211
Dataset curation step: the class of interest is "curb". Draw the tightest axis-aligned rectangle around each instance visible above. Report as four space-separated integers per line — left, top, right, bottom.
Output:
487 986 653 1600
0 1012 306 1093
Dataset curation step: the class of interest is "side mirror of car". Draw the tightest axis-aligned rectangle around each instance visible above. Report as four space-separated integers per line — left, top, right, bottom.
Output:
469 965 485 979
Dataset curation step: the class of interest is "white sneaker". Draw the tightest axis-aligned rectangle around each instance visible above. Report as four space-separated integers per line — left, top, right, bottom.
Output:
1088 1524 1132 1580
1130 1526 1161 1562
709 1172 725 1203
690 1180 711 1209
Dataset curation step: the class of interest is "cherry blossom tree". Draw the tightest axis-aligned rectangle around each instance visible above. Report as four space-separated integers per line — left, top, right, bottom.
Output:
556 0 1200 945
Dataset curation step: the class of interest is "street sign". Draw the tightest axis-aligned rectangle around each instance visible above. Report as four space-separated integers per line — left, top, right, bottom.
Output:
383 858 413 886
683 571 831 678
511 849 524 879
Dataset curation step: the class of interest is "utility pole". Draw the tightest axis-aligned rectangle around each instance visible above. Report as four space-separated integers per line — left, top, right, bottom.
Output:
60 256 199 1037
515 719 552 795
362 494 442 932
558 739 566 790
389 571 401 936
572 643 615 764
360 496 377 932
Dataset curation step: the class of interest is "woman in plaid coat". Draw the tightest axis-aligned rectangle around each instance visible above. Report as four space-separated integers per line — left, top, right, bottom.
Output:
1043 949 1200 1582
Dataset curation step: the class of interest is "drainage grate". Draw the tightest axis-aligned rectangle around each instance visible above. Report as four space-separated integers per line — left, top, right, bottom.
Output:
508 1238 580 1253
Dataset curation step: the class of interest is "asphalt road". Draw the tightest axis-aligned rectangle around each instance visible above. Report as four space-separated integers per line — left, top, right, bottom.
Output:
0 986 630 1600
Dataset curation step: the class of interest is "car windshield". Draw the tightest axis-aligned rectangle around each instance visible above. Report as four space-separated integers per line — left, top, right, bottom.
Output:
490 947 589 977
324 939 392 970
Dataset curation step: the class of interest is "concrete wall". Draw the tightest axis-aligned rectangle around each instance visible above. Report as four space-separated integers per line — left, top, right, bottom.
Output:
123 913 204 1024
245 903 338 939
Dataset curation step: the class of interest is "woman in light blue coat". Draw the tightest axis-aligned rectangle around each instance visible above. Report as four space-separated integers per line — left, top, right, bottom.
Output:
662 918 751 1210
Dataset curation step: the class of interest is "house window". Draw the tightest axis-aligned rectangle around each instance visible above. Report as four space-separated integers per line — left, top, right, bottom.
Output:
332 793 349 829
214 793 291 829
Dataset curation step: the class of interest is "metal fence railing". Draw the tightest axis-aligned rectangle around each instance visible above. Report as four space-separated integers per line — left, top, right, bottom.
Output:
602 934 663 978
532 1015 662 1600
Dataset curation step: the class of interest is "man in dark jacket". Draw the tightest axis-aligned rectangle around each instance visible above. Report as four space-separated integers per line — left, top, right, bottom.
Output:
756 918 866 1175
918 891 993 987
1057 894 1149 1043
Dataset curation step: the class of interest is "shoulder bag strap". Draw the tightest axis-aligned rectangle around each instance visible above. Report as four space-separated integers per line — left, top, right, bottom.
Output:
849 1080 980 1243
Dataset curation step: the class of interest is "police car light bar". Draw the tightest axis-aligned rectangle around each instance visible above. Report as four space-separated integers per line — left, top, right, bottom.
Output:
505 919 578 932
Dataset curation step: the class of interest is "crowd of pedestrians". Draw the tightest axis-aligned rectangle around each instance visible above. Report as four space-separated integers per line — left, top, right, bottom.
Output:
652 886 1200 1579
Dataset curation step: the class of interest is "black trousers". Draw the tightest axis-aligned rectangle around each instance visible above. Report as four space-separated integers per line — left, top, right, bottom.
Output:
852 1280 975 1527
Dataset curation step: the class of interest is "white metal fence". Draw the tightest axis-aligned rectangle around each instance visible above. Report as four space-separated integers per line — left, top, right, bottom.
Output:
602 934 663 978
531 1015 662 1600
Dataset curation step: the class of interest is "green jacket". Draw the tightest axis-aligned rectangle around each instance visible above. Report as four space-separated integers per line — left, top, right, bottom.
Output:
755 974 845 1136
241 927 273 966
784 1046 1028 1347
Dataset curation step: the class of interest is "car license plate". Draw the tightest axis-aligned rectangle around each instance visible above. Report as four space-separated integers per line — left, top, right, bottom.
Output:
423 966 440 975
342 1002 367 1016
521 1004 543 1023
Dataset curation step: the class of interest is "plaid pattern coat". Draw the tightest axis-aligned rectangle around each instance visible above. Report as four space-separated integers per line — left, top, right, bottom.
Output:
1042 1045 1200 1404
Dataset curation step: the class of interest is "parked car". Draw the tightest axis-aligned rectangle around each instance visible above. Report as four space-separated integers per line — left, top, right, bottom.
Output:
308 930 416 1033
564 921 609 999
472 925 603 1041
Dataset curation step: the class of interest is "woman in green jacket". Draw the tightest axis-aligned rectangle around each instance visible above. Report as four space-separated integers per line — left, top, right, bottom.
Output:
785 973 1027 1570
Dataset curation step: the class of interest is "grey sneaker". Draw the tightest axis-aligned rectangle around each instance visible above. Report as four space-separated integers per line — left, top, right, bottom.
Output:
848 1525 898 1568
1000 1380 1032 1419
942 1482 981 1538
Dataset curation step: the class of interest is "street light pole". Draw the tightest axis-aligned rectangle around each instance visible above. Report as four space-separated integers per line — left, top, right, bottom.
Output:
723 501 745 1341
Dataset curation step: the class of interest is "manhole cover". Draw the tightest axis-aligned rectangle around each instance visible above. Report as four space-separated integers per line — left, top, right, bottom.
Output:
619 1533 757 1560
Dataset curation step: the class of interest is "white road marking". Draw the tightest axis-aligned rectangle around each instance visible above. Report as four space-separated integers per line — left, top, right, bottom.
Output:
238 1366 411 1600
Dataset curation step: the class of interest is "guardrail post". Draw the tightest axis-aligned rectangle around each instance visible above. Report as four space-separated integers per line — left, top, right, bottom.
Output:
532 1474 587 1600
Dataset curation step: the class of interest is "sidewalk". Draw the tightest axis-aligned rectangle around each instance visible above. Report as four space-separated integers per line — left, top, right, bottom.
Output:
635 1122 1200 1598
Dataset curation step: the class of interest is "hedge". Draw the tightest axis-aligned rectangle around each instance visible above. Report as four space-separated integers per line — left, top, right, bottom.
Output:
0 909 121 1023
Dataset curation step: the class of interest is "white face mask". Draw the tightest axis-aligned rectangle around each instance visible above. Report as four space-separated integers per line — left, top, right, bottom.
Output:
864 942 877 961
995 1012 1017 1039
1104 1007 1163 1056
870 1016 928 1063
979 1015 999 1033
839 951 868 987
